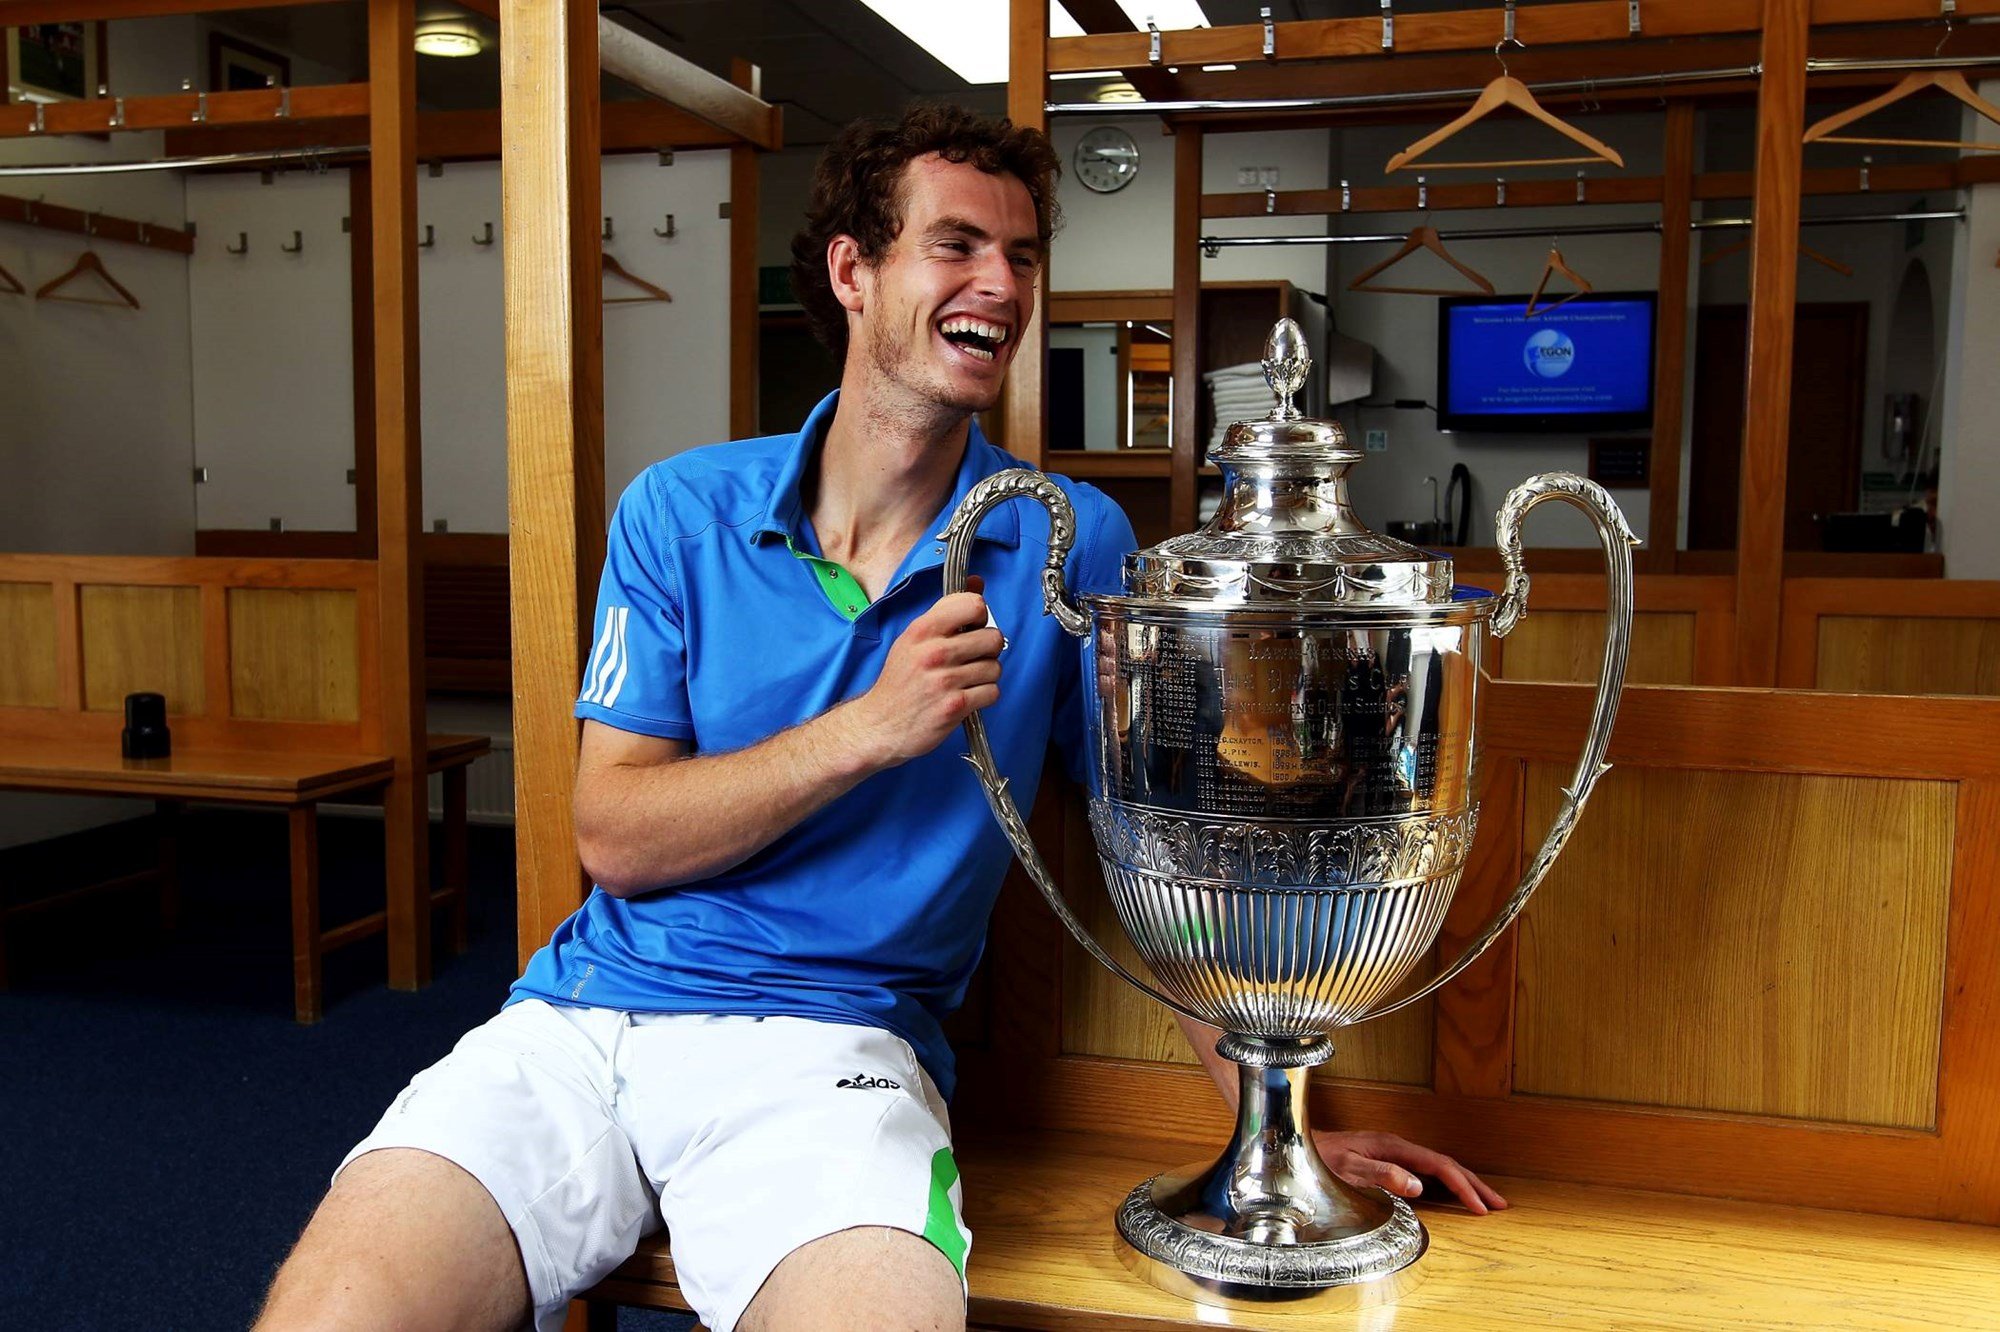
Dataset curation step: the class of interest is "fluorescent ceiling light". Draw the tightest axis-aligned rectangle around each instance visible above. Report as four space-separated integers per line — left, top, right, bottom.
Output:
859 2 1084 86
414 23 482 57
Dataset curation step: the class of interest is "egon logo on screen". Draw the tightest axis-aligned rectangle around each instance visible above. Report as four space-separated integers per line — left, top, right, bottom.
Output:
1522 328 1576 379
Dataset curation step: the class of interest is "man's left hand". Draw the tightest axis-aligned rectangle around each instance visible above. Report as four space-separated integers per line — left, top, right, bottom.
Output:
1314 1130 1508 1215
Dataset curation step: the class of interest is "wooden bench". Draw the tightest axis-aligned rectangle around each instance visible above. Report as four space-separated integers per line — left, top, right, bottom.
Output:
583 1129 2000 1329
0 732 488 1021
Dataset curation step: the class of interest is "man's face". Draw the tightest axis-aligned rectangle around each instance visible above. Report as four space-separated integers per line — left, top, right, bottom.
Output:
850 153 1042 414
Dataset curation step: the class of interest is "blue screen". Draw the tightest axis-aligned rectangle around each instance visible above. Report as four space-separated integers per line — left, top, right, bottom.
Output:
1442 298 1652 423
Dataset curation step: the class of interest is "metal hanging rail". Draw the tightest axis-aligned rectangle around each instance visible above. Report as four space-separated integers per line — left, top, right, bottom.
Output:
0 146 364 177
1046 52 2000 116
1197 207 1965 253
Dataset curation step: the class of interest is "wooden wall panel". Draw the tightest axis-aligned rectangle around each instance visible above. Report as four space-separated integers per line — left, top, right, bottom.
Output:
79 585 204 715
1514 763 1952 1130
1058 816 1434 1086
228 588 362 722
1498 610 1697 686
0 583 58 709
1815 617 2000 697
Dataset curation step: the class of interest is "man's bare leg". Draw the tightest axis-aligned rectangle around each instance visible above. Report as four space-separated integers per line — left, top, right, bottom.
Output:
738 1227 963 1332
255 1148 531 1332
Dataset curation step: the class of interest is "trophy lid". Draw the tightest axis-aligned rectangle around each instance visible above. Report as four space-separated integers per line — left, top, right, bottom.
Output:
1118 318 1469 610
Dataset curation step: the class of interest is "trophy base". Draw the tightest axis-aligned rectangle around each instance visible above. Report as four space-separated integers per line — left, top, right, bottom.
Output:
1115 1156 1428 1312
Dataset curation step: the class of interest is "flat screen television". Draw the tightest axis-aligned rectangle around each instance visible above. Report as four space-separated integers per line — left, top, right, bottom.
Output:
1436 292 1656 433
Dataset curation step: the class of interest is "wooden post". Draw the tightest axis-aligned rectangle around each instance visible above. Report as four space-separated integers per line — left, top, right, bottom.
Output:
1170 125 1203 533
1648 102 1694 576
368 0 430 990
1735 0 1809 686
503 0 606 968
1004 0 1048 468
730 59 761 441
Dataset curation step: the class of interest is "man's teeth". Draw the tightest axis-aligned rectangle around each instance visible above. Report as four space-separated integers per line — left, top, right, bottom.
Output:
940 316 1009 344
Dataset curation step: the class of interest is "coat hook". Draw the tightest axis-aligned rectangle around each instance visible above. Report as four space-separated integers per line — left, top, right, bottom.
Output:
276 80 292 120
137 222 150 244
184 77 207 124
473 221 495 246
281 230 303 254
83 210 98 237
603 216 616 241
419 224 436 249
29 104 45 134
653 214 677 239
110 96 125 128
226 232 249 255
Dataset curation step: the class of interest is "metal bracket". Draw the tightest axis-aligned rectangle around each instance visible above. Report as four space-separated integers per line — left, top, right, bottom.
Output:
193 467 209 485
110 97 125 129
268 517 285 533
137 222 149 244
1148 21 1161 65
225 232 248 255
1576 169 1587 203
427 160 444 178
718 201 732 219
1201 238 1220 259
277 84 291 119
281 230 303 254
1340 179 1351 211
1497 176 1507 206
1261 7 1276 59
1943 0 1956 14
260 169 274 186
83 210 97 237
419 224 436 249
433 518 449 533
346 468 357 485
602 216 615 241
1382 0 1395 50
1860 155 1871 192
29 104 44 134
1630 0 1642 34
1504 0 1517 45
340 216 351 234
1265 187 1276 215
184 80 208 124
658 149 675 167
473 221 495 245
1418 174 1428 209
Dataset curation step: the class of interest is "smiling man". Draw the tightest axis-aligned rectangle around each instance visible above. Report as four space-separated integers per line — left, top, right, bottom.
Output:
255 105 1499 1332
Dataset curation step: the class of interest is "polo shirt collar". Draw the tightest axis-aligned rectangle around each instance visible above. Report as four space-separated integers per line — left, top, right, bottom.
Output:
752 390 1021 553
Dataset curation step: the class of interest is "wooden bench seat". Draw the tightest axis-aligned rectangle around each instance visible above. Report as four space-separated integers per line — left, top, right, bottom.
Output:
583 1129 2000 1330
0 732 489 1021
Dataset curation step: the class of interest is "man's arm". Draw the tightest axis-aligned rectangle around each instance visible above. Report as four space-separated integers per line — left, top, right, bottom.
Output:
1169 1011 1508 1215
575 583 1003 896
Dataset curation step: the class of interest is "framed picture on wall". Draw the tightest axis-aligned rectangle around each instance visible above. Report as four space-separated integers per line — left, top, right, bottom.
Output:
5 22 106 104
209 32 290 92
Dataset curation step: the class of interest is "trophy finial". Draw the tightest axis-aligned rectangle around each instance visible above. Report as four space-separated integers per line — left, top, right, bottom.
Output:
1262 317 1311 421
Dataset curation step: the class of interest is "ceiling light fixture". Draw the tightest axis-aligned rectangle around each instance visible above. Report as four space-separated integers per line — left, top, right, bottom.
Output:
858 1 1084 85
414 23 483 58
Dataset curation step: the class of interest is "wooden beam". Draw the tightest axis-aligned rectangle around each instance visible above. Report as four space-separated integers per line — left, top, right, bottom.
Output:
1047 0 2000 73
161 101 739 163
598 18 781 151
504 0 605 968
368 0 431 991
0 84 368 141
1054 0 1183 103
1736 0 1811 686
0 193 192 254
1648 103 1695 576
1003 0 1048 469
729 60 760 441
1169 125 1202 533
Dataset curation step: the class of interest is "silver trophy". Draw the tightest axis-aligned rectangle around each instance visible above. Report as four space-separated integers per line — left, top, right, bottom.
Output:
941 318 1636 1309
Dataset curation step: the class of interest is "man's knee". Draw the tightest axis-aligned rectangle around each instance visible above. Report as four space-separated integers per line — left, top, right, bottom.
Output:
740 1225 965 1332
256 1148 530 1332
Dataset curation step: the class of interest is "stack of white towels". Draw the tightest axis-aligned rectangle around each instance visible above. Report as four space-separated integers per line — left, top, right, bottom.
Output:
1205 362 1271 454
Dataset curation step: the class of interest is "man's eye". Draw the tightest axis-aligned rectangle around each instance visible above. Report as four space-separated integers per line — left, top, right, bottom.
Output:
940 240 970 254
1010 254 1039 271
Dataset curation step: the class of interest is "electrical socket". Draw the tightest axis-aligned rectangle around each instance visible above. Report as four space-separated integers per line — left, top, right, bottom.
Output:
1258 166 1280 188
1365 428 1389 453
1236 166 1257 186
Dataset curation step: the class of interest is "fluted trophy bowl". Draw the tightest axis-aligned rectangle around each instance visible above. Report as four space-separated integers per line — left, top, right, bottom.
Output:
941 319 1637 1310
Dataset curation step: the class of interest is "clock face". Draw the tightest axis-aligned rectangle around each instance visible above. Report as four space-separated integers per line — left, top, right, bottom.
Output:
1074 126 1140 194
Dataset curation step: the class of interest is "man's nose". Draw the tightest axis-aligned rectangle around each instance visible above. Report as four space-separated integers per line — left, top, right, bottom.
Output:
972 249 1018 306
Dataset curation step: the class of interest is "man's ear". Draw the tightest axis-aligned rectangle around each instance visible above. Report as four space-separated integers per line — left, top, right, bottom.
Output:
827 235 867 316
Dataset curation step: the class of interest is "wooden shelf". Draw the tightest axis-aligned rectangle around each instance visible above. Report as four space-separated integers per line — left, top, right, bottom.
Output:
1046 450 1173 479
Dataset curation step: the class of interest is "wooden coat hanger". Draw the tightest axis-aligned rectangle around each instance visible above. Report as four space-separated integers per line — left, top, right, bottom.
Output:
1347 225 1495 297
1803 70 2000 151
36 250 141 309
1701 234 1854 277
1525 244 1592 316
0 261 23 296
602 251 672 305
1386 75 1626 172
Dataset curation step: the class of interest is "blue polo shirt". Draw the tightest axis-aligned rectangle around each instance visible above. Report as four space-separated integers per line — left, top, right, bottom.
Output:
509 391 1136 1098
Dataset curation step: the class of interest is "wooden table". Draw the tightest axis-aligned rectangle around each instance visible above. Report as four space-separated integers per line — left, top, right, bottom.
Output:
587 1129 2000 1330
0 733 489 1021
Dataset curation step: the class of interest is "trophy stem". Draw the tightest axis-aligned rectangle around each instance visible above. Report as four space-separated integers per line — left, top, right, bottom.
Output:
1115 1036 1428 1309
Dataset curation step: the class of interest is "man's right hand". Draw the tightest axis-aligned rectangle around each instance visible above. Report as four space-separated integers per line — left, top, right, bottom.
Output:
839 576 1004 770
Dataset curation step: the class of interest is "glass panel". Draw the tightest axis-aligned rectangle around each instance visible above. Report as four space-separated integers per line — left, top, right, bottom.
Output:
1048 319 1173 452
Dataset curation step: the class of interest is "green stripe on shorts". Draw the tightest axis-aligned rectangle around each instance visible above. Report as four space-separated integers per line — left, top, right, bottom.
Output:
923 1147 969 1278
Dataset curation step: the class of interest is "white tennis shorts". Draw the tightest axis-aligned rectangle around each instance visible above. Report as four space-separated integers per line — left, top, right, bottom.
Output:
336 999 970 1332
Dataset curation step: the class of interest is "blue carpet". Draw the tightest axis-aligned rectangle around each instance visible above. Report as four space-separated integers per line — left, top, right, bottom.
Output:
0 808 693 1331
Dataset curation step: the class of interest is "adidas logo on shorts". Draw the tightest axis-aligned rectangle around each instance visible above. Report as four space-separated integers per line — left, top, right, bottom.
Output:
835 1073 901 1090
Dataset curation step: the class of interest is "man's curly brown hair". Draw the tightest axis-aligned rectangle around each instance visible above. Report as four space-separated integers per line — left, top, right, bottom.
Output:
789 103 1062 363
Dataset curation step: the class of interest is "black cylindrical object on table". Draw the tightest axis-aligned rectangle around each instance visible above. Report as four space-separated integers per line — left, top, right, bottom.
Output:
121 692 171 759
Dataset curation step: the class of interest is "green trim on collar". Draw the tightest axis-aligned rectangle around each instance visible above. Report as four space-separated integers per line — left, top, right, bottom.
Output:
786 536 872 621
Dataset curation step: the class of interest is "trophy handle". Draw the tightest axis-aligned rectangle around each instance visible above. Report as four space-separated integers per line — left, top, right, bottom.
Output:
940 469 1209 1024
1361 472 1640 1022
